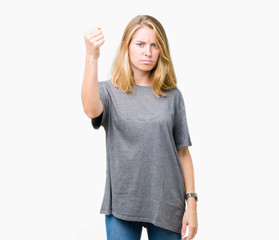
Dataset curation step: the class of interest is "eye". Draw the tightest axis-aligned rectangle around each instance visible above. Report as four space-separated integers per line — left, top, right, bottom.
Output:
137 43 143 46
152 43 157 48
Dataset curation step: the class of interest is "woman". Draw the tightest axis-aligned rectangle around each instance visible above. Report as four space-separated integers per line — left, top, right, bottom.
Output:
81 15 198 240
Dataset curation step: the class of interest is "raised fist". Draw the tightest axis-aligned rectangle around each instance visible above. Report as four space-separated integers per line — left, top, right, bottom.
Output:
84 27 105 59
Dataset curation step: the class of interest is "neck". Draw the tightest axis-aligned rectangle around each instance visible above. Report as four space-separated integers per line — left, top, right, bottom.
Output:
132 69 152 86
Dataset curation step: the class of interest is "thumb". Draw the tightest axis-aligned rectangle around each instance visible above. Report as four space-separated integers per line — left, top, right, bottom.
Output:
181 222 187 238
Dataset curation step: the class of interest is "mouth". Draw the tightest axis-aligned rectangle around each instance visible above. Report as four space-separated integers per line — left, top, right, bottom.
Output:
141 60 153 64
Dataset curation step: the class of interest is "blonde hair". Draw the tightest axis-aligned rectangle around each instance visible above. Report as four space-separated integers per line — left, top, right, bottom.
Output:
110 15 178 97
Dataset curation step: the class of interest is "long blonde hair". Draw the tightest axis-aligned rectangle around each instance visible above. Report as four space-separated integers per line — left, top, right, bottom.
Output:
110 15 178 97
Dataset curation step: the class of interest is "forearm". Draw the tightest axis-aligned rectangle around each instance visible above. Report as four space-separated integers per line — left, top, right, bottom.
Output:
81 56 101 118
177 147 197 209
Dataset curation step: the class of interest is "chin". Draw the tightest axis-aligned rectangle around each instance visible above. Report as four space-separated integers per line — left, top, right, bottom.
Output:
140 66 155 71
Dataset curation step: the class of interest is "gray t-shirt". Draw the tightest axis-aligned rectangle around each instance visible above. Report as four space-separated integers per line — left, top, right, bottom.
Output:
91 79 192 233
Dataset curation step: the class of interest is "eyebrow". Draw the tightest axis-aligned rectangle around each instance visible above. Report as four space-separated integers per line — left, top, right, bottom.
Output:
135 40 157 44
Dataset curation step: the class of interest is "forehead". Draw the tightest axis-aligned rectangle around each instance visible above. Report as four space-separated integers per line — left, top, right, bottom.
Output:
132 25 156 42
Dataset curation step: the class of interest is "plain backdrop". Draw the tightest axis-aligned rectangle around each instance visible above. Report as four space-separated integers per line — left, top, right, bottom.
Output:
0 0 278 239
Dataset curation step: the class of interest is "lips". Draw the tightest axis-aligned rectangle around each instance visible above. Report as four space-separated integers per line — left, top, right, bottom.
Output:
141 60 153 63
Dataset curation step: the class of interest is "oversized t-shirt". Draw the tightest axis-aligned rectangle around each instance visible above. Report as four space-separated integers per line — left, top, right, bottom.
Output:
91 79 192 233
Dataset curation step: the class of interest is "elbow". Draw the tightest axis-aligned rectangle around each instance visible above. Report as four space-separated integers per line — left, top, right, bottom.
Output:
85 112 95 119
84 109 99 119
177 146 190 159
84 106 103 119
82 99 103 119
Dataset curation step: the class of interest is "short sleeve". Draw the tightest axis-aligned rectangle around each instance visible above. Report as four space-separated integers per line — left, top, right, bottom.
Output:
91 81 110 130
173 91 192 149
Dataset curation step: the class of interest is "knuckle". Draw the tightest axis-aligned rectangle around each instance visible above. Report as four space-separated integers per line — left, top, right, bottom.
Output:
91 27 99 32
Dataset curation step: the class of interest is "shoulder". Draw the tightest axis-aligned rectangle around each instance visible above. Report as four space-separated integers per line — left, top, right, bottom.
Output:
166 87 183 101
166 87 187 110
97 79 115 94
98 79 111 87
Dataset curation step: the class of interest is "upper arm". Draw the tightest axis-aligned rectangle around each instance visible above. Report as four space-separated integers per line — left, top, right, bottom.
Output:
173 91 192 149
93 99 104 118
86 99 103 119
91 82 110 130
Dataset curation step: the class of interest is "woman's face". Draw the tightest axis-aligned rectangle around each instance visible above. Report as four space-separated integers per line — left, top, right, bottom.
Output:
128 25 160 74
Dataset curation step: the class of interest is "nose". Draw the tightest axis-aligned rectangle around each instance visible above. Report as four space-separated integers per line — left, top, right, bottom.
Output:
144 45 152 56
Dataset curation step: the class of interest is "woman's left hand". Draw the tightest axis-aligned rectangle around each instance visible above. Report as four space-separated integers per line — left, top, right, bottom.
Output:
181 206 198 239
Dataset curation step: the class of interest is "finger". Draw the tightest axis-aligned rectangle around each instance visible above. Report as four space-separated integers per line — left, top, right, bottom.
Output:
84 32 101 42
84 27 99 37
87 30 102 39
185 226 195 240
181 226 186 238
92 30 103 37
193 226 198 237
85 29 102 39
88 35 104 46
88 27 100 32
87 35 103 44
193 227 197 236
92 34 104 41
181 224 188 239
96 38 105 47
87 27 101 34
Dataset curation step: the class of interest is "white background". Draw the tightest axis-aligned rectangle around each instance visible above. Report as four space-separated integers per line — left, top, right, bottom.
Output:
0 0 278 239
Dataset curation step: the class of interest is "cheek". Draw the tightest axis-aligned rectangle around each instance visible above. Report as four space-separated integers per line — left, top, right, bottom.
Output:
154 51 160 61
129 47 138 61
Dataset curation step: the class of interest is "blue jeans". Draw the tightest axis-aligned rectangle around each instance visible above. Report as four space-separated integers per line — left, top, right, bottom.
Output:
105 214 182 240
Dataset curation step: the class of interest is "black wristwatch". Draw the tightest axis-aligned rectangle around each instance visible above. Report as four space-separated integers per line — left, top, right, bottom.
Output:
185 192 198 202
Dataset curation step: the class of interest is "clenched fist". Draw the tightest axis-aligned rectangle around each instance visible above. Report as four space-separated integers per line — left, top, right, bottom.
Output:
84 27 105 60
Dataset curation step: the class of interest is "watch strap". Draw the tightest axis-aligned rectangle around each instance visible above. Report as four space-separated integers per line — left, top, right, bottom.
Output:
185 192 198 202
